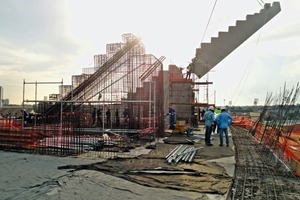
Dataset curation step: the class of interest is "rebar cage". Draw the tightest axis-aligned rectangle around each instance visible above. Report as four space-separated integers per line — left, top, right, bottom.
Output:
0 34 165 157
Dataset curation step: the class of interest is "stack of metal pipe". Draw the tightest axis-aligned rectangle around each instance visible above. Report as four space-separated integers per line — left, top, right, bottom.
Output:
165 145 203 164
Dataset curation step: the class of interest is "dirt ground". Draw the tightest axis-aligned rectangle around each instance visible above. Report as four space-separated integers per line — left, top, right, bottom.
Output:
0 128 235 200
61 131 235 196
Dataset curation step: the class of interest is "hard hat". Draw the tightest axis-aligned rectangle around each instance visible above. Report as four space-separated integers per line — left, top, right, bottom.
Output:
209 106 214 110
221 106 226 110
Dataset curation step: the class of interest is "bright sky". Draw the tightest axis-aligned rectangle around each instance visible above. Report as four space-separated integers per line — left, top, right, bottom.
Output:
0 0 299 106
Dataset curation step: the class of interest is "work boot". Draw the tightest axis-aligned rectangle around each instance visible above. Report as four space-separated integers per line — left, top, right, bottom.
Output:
226 144 229 147
219 144 223 147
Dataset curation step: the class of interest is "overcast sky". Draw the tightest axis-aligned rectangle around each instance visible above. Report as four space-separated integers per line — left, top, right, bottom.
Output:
0 0 299 106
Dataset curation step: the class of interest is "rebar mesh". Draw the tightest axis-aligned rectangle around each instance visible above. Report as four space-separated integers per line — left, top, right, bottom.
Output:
0 34 165 157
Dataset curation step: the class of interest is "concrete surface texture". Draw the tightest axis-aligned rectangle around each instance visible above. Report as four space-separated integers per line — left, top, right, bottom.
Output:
0 126 235 200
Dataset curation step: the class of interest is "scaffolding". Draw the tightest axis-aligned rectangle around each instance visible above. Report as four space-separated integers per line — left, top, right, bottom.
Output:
0 34 165 157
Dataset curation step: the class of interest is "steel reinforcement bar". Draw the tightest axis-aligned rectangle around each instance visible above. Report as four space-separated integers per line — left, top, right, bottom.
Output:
229 126 300 200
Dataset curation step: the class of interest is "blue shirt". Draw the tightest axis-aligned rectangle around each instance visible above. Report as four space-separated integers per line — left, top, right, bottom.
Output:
168 107 176 116
216 111 233 129
204 110 214 127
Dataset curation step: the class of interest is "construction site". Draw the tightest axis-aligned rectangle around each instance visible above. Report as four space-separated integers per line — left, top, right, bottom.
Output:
1 2 300 199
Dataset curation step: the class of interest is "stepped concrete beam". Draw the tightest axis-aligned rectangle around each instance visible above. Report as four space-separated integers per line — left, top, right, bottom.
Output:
192 2 281 78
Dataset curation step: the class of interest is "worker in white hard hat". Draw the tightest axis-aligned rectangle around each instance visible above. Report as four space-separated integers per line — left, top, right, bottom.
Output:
204 106 215 146
216 106 233 147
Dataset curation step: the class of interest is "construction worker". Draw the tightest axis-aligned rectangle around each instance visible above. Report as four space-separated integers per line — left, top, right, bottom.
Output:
22 109 30 125
186 63 192 79
213 107 221 134
123 107 129 124
216 106 233 147
92 107 97 127
97 108 103 127
166 104 176 129
106 108 111 125
178 66 184 78
115 108 120 127
204 106 215 146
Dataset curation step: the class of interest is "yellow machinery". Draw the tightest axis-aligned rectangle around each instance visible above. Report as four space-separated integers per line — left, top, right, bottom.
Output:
172 120 187 134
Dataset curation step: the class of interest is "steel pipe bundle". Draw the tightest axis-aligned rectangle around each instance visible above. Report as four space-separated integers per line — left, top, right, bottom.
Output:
166 145 203 164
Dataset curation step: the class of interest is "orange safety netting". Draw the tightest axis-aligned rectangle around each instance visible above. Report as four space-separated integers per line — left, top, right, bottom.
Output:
232 115 253 129
0 118 21 131
232 115 300 176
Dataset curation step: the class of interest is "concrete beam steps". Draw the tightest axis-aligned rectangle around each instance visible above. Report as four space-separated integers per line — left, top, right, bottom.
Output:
193 2 281 78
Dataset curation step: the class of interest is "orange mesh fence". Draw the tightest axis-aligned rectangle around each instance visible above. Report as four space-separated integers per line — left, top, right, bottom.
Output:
231 115 300 176
232 115 253 128
0 118 21 131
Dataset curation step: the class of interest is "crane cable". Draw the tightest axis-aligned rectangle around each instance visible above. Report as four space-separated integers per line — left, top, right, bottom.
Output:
257 0 265 7
200 0 218 45
231 0 270 105
194 0 217 104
